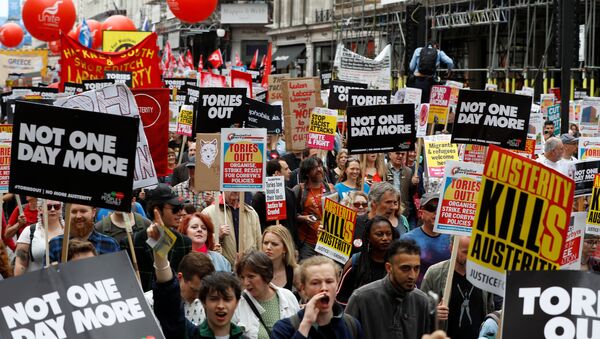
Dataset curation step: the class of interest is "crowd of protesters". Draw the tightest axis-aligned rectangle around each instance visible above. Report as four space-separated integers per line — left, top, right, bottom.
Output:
0 134 595 339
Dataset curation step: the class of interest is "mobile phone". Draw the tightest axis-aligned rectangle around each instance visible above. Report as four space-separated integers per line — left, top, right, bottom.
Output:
308 215 317 222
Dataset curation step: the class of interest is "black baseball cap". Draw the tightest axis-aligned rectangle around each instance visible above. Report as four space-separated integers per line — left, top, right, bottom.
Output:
146 183 185 206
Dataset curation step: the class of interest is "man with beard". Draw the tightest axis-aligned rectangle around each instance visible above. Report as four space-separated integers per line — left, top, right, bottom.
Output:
48 204 120 263
345 239 435 339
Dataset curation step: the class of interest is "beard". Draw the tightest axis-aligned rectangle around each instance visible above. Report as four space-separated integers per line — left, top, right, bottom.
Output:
71 219 94 238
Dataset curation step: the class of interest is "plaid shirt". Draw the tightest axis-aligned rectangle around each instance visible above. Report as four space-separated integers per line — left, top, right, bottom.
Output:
171 179 205 210
121 228 192 292
48 230 120 263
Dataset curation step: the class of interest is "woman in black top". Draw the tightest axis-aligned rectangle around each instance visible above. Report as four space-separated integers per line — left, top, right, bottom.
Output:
262 225 298 291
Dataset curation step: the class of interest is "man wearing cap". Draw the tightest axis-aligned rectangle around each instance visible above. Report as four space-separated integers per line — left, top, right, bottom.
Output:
172 156 205 210
561 133 579 162
123 183 192 291
400 192 450 287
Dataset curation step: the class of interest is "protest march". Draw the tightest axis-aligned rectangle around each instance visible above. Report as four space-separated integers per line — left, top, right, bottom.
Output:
0 1 599 339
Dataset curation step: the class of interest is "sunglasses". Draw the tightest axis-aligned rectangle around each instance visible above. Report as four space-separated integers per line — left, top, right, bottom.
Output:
47 203 61 211
422 204 438 213
167 205 183 214
353 202 368 208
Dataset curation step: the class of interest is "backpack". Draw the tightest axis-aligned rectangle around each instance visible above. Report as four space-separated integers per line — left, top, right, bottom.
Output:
418 46 438 76
288 312 359 338
479 310 502 339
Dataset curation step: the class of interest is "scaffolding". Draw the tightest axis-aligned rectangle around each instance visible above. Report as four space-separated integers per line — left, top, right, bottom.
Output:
332 0 599 97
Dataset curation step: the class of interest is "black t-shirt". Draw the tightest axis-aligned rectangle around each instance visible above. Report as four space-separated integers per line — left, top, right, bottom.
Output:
317 322 336 338
447 271 485 339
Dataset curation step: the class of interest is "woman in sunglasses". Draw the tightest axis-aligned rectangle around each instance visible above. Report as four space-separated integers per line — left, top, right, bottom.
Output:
336 216 399 305
340 191 369 217
581 234 600 272
14 200 64 275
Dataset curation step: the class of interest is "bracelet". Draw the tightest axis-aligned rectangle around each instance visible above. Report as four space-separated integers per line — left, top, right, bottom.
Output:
153 262 170 272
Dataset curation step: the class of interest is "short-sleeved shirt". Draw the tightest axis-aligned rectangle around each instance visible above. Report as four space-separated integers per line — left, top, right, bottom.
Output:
16 223 53 273
401 227 451 287
48 230 120 263
333 182 370 200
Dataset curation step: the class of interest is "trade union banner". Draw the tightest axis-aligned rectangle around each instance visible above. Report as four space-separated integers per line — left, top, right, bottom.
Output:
466 145 573 296
60 33 162 90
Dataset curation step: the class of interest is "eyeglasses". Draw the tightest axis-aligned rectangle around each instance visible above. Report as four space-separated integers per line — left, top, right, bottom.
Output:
353 202 369 208
47 203 61 211
584 240 599 246
166 205 183 214
422 204 438 213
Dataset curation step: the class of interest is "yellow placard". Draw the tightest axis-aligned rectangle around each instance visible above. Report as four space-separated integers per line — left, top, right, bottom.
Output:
428 105 448 124
586 174 600 227
315 199 357 264
103 31 152 52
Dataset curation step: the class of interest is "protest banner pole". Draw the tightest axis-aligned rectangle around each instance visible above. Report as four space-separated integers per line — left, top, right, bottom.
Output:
15 194 23 215
122 212 141 282
43 202 50 265
439 236 460 329
60 203 71 263
178 135 188 165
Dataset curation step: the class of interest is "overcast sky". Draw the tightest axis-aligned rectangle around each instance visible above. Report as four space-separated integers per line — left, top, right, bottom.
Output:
0 2 7 18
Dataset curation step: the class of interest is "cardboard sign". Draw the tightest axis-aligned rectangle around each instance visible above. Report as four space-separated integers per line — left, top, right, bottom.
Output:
195 133 221 191
547 104 561 136
315 198 357 264
267 74 288 103
83 79 115 91
10 102 138 211
428 85 451 124
466 145 573 296
452 90 532 150
0 252 164 339
347 104 415 154
404 87 422 106
424 134 459 178
54 84 159 189
164 78 197 90
503 270 600 338
63 82 85 95
578 137 600 160
281 77 322 151
245 98 283 134
587 175 600 234
307 108 337 150
176 104 194 137
462 144 487 164
0 125 12 193
195 88 247 133
60 33 162 89
347 89 390 107
104 70 132 87
132 88 170 178
573 159 600 197
220 128 267 191
0 50 48 83
327 80 368 110
231 70 253 98
265 176 286 221
561 212 584 269
434 161 484 235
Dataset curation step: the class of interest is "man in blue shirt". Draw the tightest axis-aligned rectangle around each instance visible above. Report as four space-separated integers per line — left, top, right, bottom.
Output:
408 41 454 103
48 204 120 263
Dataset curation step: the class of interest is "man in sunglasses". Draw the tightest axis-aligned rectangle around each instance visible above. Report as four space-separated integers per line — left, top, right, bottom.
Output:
400 193 450 287
123 183 192 291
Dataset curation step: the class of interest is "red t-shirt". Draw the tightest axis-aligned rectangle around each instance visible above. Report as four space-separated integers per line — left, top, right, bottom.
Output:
5 206 38 251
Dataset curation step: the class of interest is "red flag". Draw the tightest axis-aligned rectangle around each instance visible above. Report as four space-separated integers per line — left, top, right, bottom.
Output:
235 52 243 67
177 54 186 70
261 42 272 88
259 55 265 69
198 54 204 72
163 42 173 73
185 50 194 69
249 49 259 69
208 49 223 68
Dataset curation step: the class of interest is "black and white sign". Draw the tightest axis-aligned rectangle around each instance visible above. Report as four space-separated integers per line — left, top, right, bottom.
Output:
184 85 200 105
347 89 391 108
164 77 196 90
63 82 85 95
255 90 268 102
104 71 132 87
195 88 247 133
574 159 600 197
12 87 59 98
245 98 282 134
320 71 332 90
0 252 165 339
327 80 368 110
82 79 115 91
451 90 531 150
347 104 415 154
9 101 138 211
503 270 600 339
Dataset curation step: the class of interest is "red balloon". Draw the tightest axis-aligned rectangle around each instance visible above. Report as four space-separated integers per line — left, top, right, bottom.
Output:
48 40 60 54
167 0 218 23
0 23 24 48
22 0 76 42
67 29 77 40
87 19 103 49
101 15 136 32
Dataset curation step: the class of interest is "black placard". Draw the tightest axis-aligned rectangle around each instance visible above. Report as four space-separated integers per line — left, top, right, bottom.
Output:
245 98 283 134
82 79 115 91
164 78 196 90
451 90 532 150
574 159 600 197
346 104 415 154
195 88 247 133
10 101 138 211
183 85 200 105
63 82 85 95
347 89 391 108
0 252 164 339
320 71 332 90
255 90 268 102
104 70 132 87
503 270 600 339
327 80 368 110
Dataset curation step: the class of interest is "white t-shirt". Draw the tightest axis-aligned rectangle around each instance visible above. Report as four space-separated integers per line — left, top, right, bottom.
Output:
16 224 46 273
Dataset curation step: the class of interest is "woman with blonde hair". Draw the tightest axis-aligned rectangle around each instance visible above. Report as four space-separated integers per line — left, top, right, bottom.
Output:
330 149 349 184
340 191 369 217
261 225 297 291
334 158 370 200
360 153 387 186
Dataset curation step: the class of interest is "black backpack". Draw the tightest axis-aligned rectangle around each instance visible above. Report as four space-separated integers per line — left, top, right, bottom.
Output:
418 46 438 76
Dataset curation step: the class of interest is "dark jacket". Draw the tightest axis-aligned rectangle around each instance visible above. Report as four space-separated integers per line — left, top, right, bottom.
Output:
272 303 362 339
251 186 299 247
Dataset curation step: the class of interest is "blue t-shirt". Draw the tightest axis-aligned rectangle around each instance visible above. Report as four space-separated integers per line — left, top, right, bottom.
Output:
333 182 370 200
401 227 451 287
95 202 147 222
